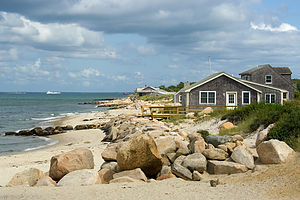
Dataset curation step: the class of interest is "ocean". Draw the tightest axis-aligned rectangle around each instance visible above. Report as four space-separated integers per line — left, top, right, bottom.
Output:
0 92 126 156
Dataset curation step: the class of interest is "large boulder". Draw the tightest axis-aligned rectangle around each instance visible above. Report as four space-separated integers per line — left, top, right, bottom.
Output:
155 136 177 155
205 135 232 147
116 135 163 177
57 169 100 186
98 168 115 184
202 148 228 160
255 124 274 147
207 160 248 174
257 139 294 164
189 137 206 154
231 146 255 169
171 156 192 180
101 143 119 162
182 153 207 173
220 122 235 131
6 168 44 187
201 107 213 115
113 168 147 182
100 161 120 172
49 148 94 181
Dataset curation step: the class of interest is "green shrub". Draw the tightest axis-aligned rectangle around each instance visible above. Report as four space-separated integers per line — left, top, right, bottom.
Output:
197 130 209 138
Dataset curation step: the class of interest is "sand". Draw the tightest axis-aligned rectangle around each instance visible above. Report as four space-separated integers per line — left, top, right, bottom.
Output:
0 106 299 200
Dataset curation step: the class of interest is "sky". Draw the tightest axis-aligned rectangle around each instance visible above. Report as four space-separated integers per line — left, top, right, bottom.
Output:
0 0 299 92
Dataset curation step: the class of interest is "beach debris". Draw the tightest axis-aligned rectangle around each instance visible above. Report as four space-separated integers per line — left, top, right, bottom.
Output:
6 168 44 187
231 145 255 169
57 169 101 186
116 135 163 177
49 148 94 181
35 176 56 187
257 139 294 164
207 160 248 174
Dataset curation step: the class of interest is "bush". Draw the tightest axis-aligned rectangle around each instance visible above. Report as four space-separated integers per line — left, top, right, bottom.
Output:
197 130 209 138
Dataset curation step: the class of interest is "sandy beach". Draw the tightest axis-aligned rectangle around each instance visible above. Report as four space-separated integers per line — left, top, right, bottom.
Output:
0 105 299 200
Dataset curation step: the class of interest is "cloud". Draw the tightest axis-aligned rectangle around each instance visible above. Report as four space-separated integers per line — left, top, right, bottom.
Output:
137 45 156 55
68 68 103 79
112 75 128 81
168 64 179 69
0 48 18 61
250 22 298 32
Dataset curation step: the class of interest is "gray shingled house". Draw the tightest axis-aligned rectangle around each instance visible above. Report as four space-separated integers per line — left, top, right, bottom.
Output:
174 64 296 108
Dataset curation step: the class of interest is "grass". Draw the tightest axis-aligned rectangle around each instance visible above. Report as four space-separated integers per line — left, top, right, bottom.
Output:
194 109 229 123
222 101 300 150
130 94 173 102
162 115 189 125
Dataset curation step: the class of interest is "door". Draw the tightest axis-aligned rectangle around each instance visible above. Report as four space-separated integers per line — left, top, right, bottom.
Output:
226 92 237 110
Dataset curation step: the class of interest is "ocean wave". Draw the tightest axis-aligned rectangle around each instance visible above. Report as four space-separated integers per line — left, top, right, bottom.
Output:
31 116 61 121
23 139 58 152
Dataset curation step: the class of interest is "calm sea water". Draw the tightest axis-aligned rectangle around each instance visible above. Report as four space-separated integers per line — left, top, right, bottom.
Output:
0 92 126 155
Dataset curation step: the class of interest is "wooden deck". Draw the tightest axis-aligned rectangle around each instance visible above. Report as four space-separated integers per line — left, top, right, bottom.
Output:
141 105 238 119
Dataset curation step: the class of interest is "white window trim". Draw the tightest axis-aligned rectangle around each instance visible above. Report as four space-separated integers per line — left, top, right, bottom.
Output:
199 91 216 105
265 75 272 84
265 93 276 104
242 91 251 105
178 95 182 103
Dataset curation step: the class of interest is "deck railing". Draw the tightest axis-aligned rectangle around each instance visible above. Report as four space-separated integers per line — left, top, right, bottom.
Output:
141 105 238 119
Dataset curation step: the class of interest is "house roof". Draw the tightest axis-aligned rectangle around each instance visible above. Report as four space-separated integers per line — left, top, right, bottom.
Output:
239 64 292 75
135 86 175 95
183 72 262 93
272 67 292 75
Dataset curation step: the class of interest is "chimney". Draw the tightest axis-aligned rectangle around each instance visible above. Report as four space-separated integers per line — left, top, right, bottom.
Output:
184 81 190 88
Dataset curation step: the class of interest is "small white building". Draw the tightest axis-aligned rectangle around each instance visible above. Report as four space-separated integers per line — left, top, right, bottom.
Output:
135 86 175 96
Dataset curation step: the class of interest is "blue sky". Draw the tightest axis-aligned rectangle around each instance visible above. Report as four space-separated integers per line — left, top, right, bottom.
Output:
0 0 299 92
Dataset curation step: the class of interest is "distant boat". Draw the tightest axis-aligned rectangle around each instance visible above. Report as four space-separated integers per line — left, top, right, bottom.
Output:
46 91 61 95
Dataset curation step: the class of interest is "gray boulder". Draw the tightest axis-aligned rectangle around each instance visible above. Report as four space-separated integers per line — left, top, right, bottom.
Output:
113 168 147 182
182 153 207 173
231 146 255 169
205 135 233 147
57 169 101 186
202 148 228 160
171 156 192 180
207 160 248 174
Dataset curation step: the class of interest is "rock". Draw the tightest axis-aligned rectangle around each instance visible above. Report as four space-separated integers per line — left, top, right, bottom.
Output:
231 146 255 169
185 112 195 118
192 171 203 181
225 142 236 153
30 127 44 136
166 153 177 163
35 176 56 187
109 176 142 183
44 127 55 134
220 122 235 131
74 124 88 130
182 153 207 173
161 155 171 166
210 179 219 187
217 144 227 152
202 148 228 160
157 173 176 181
100 162 120 172
18 130 31 136
98 168 115 184
255 124 274 147
232 134 244 142
49 148 94 181
201 107 213 114
189 137 206 154
205 135 232 147
61 125 73 130
176 147 190 157
113 168 147 182
57 169 100 186
158 165 172 177
155 136 177 155
5 132 16 136
207 160 248 174
171 156 192 180
116 135 162 177
101 143 119 161
257 139 294 164
6 168 44 187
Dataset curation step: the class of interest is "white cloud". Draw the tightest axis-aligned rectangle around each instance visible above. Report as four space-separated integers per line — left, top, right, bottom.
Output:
168 64 179 69
0 48 18 61
18 58 50 76
137 45 156 55
68 68 103 79
112 75 127 81
250 22 298 32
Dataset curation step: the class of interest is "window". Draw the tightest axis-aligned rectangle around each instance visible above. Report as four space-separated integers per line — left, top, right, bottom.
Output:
199 91 216 104
178 95 182 103
265 75 272 84
265 94 276 103
283 92 287 99
242 91 251 105
242 75 251 81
